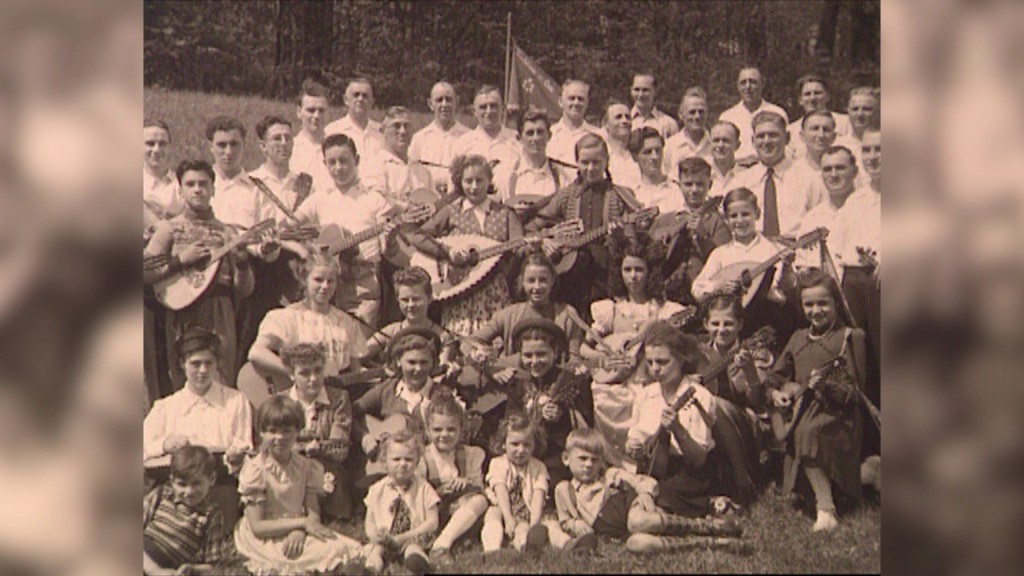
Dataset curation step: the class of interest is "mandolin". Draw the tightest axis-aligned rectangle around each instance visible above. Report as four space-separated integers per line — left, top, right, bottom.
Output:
550 206 660 274
236 361 388 409
635 385 700 478
706 227 828 307
587 306 699 384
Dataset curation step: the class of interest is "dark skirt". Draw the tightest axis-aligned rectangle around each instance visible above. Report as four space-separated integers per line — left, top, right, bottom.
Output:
707 399 765 507
654 455 711 518
784 399 863 506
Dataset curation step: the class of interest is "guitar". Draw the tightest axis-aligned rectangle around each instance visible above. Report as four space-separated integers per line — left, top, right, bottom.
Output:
408 221 582 302
697 326 776 386
327 203 436 256
706 227 828 307
152 219 275 310
588 306 699 384
236 361 388 409
551 206 660 274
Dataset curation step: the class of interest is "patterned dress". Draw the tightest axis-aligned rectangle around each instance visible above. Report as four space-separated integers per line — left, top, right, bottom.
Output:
411 199 524 336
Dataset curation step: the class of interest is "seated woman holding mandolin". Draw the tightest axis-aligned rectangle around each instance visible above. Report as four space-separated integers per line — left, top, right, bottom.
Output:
580 238 693 468
144 159 257 389
244 250 369 405
625 322 719 518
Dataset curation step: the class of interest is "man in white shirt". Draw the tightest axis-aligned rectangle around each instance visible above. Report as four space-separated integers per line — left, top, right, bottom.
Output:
787 74 853 159
495 109 569 206
324 77 386 168
600 99 642 191
707 121 743 198
548 79 599 169
730 111 824 237
795 145 863 271
143 119 183 234
249 115 301 224
408 81 469 192
846 86 880 175
290 78 335 193
630 73 679 139
206 116 262 230
295 134 395 330
362 106 434 206
718 67 789 167
663 87 712 178
450 85 521 170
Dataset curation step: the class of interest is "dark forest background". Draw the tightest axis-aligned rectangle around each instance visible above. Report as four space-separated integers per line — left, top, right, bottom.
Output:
144 1 879 119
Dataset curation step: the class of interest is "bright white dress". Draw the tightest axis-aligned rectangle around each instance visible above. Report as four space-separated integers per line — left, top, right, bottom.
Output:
235 452 361 575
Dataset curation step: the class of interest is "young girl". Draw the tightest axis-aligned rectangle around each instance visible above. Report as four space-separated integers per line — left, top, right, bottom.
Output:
363 266 458 370
143 446 232 576
248 249 368 386
234 396 361 575
482 413 570 553
625 321 718 518
766 269 866 532
691 187 801 345
496 319 594 489
277 343 354 521
418 392 489 564
582 239 689 467
144 326 253 528
144 160 255 388
362 430 439 575
468 251 584 363
407 154 525 336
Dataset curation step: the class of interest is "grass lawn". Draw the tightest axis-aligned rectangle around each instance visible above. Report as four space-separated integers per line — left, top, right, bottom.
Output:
144 88 475 172
211 489 879 574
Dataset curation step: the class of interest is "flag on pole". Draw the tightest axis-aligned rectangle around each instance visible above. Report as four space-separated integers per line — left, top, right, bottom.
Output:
506 40 562 120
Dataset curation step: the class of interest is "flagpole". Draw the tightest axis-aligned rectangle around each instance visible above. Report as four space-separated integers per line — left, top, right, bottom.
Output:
503 11 513 127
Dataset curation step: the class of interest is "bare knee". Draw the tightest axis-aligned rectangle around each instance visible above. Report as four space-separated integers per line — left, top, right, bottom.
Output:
627 508 660 534
466 494 490 515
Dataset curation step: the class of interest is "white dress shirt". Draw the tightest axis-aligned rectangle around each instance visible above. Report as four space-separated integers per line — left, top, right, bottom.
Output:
143 166 183 219
787 112 853 159
717 99 790 161
450 126 521 171
630 106 679 140
708 162 741 198
691 233 788 300
360 147 433 204
408 120 470 186
599 130 641 191
143 382 254 461
663 129 712 179
494 157 566 202
634 178 684 215
729 157 825 236
210 167 264 229
248 164 298 224
548 117 599 169
294 180 392 262
324 115 386 165
290 130 335 194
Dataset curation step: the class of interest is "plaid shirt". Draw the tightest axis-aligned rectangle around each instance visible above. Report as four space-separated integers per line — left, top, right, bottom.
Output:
143 484 234 567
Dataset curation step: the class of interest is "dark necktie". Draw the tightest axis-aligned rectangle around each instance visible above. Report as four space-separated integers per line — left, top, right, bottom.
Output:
508 473 528 521
763 167 780 237
389 495 412 535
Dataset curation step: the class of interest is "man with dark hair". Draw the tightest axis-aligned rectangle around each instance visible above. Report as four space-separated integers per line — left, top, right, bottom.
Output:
707 121 742 198
495 109 569 204
291 78 335 192
787 74 853 159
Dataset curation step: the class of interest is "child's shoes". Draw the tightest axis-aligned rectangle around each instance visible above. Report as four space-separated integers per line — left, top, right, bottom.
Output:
564 532 598 553
812 509 839 532
524 524 549 555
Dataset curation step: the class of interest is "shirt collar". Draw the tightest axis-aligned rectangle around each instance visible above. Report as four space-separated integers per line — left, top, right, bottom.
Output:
181 382 226 408
758 156 792 177
516 158 551 176
144 166 174 188
460 198 493 214
631 105 659 120
288 385 330 407
396 379 433 400
214 166 251 186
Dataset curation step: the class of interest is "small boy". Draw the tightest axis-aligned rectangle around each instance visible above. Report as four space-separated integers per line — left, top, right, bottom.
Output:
361 430 439 576
660 157 731 305
143 445 234 575
555 428 745 554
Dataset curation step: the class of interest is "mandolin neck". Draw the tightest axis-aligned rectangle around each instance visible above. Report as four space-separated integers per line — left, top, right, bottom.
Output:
747 230 822 279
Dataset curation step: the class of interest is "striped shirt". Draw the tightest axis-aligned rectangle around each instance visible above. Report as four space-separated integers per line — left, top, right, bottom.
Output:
143 484 232 568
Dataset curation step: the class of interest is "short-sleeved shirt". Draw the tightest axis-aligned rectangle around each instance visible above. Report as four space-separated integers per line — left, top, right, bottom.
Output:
248 165 299 224
485 455 549 507
294 180 393 262
256 302 368 377
364 475 440 536
144 484 231 567
143 383 254 461
409 120 471 186
238 452 326 519
630 106 679 140
717 100 790 161
627 377 717 456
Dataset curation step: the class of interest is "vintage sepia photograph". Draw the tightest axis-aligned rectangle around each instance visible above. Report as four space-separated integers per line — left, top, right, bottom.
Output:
142 1 880 573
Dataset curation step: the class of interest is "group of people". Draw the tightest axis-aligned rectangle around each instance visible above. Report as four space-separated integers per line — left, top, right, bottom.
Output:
142 66 881 575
